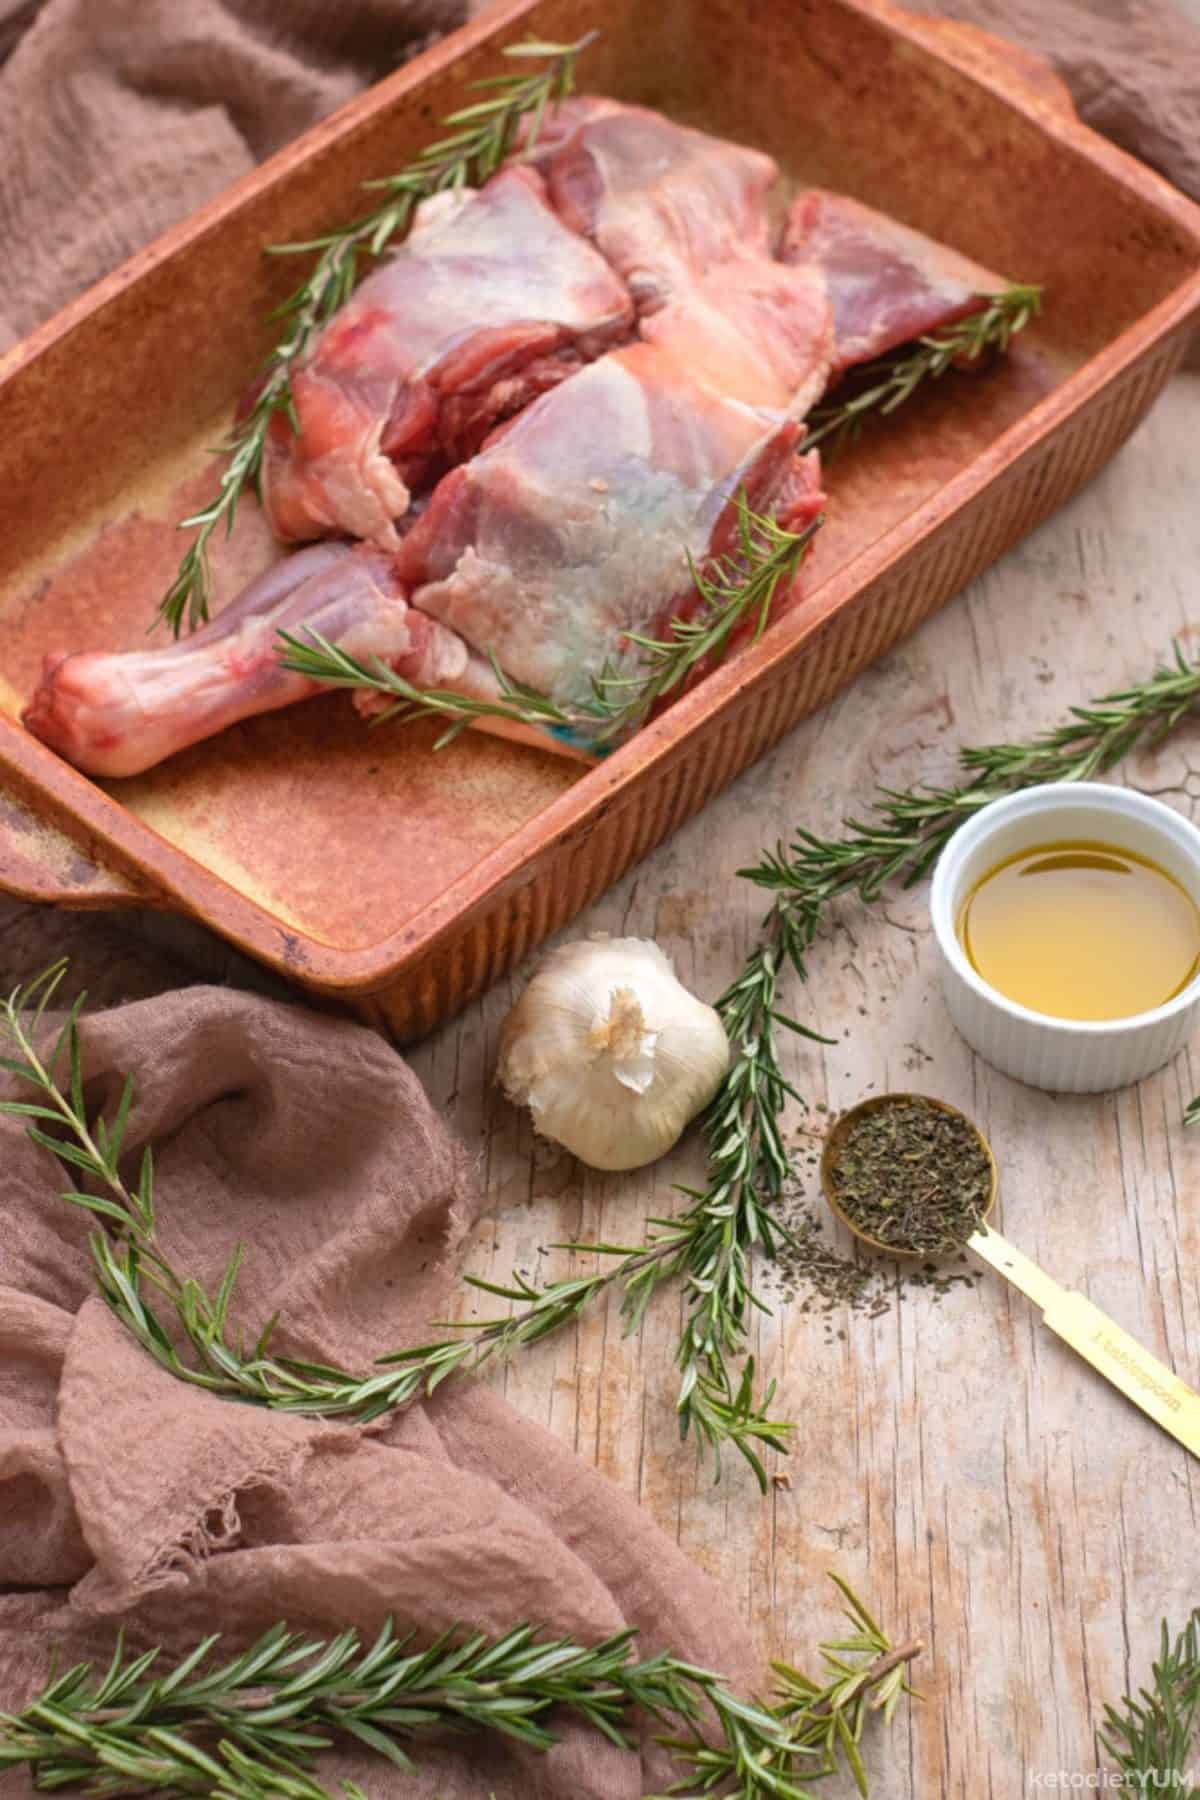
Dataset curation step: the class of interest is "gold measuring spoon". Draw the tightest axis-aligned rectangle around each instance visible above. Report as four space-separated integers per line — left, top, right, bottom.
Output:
821 1093 1200 1460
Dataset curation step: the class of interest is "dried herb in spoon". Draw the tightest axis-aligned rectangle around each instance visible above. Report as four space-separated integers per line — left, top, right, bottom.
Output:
825 1097 993 1256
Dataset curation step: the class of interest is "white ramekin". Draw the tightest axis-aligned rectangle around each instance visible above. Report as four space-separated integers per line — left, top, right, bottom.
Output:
929 782 1200 1093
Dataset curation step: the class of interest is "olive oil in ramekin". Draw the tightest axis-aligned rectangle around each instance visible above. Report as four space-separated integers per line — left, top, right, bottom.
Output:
958 839 1200 1021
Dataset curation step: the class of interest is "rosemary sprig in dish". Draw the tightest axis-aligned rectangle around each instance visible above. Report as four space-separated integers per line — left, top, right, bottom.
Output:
157 35 594 637
584 506 823 745
0 1574 921 1800
277 503 822 752
800 283 1042 456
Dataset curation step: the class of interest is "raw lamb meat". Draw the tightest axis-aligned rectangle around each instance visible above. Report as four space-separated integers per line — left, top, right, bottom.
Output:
527 100 833 413
18 94 1038 788
529 99 779 313
640 259 833 416
23 341 826 778
394 342 825 713
22 95 841 782
261 165 634 548
780 189 1007 373
21 543 506 779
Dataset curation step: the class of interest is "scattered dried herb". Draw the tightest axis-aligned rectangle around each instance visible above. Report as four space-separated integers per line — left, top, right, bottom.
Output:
823 1098 993 1257
766 1184 980 1329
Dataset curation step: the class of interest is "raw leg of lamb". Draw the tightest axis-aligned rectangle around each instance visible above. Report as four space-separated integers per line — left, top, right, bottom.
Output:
22 104 849 781
261 165 633 548
23 345 825 778
780 190 1008 374
21 543 512 779
393 342 825 716
527 98 779 312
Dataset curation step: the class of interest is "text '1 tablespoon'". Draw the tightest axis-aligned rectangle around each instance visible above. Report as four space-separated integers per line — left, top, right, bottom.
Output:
821 1094 1200 1460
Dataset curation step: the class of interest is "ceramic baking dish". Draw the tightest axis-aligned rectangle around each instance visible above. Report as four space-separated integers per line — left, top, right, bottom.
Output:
1 0 1198 1039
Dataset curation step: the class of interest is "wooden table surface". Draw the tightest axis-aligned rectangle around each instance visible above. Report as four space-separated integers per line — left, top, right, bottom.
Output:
3 367 1197 1794
410 365 1200 1796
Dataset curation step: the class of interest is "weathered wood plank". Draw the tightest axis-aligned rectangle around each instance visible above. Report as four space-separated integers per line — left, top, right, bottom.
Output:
408 369 1200 1794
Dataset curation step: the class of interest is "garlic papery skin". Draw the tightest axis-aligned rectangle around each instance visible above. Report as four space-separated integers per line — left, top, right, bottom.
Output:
497 937 731 1172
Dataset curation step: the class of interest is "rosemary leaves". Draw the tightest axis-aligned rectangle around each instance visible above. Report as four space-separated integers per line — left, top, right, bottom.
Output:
157 35 594 636
279 504 822 754
1099 1608 1200 1790
0 1575 921 1800
800 283 1042 456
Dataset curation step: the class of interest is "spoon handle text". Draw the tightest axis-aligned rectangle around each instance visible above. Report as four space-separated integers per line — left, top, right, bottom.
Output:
1040 1290 1200 1459
970 1225 1200 1457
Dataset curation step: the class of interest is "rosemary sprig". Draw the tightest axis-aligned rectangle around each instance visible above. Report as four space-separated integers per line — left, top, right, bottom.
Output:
277 504 822 752
1098 1609 1200 1790
632 907 834 1483
0 961 793 1488
277 635 587 750
0 1574 920 1800
666 1575 922 1800
799 283 1042 455
742 640 1200 925
0 961 663 1421
157 35 594 637
588 506 824 744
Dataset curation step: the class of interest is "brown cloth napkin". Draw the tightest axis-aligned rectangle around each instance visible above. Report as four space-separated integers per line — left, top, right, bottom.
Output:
1 0 1199 351
0 0 467 353
921 0 1200 204
0 934 759 1798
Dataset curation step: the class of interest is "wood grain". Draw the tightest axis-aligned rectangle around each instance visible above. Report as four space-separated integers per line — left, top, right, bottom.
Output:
404 367 1200 1795
2 371 1197 1794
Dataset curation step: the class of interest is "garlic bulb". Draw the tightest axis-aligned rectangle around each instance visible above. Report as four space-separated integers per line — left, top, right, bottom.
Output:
497 936 730 1172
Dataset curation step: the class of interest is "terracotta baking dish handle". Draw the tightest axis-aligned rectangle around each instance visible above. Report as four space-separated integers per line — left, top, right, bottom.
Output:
0 776 154 909
899 12 1077 120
